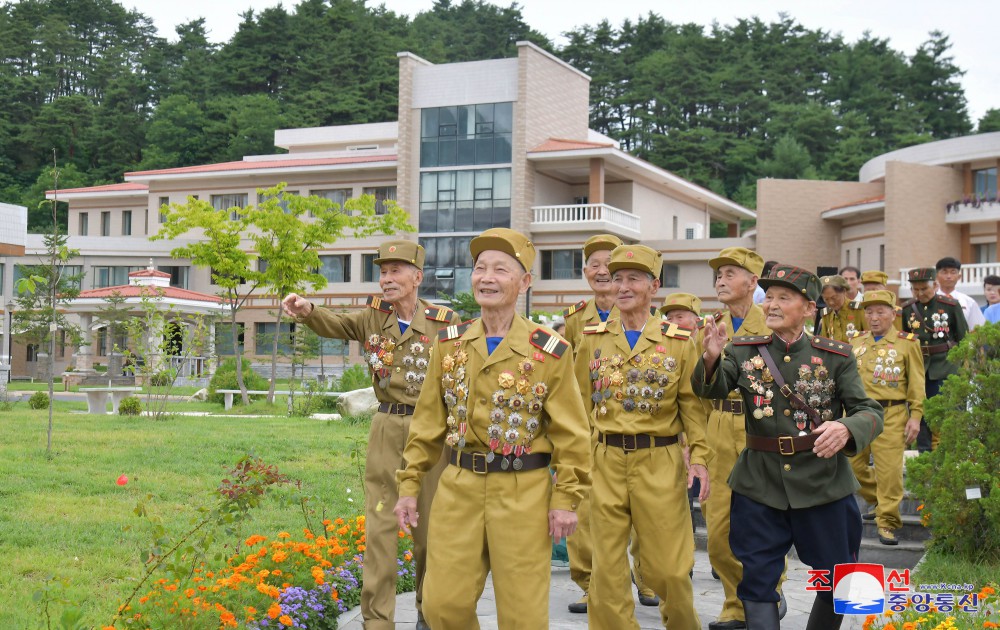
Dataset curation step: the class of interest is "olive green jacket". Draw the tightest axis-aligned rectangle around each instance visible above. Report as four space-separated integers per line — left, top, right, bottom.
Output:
693 332 884 510
899 295 967 381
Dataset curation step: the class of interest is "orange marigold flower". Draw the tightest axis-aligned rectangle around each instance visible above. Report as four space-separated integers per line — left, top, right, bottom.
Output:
164 584 178 592
245 534 268 547
279 615 294 626
903 623 916 630
884 624 897 630
335 518 345 525
330 589 339 600
220 611 237 627
139 596 149 604
983 622 999 629
398 530 406 538
184 588 195 598
358 544 366 552
272 551 288 563
337 526 349 536
277 531 291 539
102 626 116 630
267 602 282 619
980 586 996 597
916 504 924 511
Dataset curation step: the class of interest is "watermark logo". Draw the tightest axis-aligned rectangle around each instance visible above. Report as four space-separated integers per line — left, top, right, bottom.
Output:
832 563 886 614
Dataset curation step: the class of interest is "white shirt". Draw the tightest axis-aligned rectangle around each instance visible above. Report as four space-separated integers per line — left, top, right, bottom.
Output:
937 288 986 329
753 285 765 304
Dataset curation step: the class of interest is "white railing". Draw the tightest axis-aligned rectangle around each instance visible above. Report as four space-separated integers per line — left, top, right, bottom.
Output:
168 355 208 378
944 199 1000 224
531 203 641 233
899 263 1000 298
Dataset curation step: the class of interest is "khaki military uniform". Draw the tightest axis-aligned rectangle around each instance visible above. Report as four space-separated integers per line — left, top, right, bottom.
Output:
397 316 591 630
849 329 925 531
699 305 770 624
300 297 459 630
819 298 867 342
574 315 709 630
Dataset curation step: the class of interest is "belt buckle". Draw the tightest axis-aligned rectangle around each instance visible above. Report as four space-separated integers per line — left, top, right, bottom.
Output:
622 434 637 452
471 452 488 474
732 401 743 415
778 436 795 456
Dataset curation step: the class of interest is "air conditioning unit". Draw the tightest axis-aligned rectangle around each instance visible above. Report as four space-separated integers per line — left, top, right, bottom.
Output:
684 223 704 240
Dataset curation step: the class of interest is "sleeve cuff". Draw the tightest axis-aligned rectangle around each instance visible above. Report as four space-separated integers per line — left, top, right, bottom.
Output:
550 490 580 512
398 479 421 499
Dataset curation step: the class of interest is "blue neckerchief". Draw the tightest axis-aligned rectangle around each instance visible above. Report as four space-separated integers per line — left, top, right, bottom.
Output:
486 336 503 355
732 316 745 334
597 309 610 322
624 330 642 349
398 321 409 334
873 335 883 342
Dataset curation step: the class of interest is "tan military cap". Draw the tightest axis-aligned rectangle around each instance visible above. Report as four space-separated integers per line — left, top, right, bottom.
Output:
709 247 764 276
820 275 850 291
373 239 425 269
608 244 663 278
860 289 897 309
660 292 702 315
860 270 889 286
583 234 624 260
470 228 536 272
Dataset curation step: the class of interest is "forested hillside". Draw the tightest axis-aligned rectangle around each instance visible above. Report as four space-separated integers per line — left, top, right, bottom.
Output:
2 0 995 231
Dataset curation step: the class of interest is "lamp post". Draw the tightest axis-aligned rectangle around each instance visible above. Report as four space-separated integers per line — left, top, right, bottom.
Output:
3 299 13 384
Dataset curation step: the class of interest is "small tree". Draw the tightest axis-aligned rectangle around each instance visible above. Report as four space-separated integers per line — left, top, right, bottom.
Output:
906 323 1000 564
438 290 479 320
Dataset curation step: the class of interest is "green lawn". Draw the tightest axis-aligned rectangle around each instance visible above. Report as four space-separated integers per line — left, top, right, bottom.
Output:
0 408 370 628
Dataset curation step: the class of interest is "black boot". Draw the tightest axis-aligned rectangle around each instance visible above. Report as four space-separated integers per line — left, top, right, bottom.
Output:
805 596 843 630
742 600 779 630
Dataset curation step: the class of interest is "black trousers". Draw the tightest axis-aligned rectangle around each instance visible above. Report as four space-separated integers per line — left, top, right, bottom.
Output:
730 491 862 604
917 378 942 453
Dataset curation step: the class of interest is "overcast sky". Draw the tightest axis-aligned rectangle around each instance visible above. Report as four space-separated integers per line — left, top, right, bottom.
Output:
123 0 999 123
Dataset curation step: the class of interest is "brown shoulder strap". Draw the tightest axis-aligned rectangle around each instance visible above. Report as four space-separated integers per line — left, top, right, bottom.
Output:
757 344 822 430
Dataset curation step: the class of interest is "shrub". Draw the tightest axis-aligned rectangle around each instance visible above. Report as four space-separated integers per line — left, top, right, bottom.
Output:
208 358 268 405
118 395 143 416
28 391 49 410
149 370 174 387
336 363 371 392
906 323 1000 563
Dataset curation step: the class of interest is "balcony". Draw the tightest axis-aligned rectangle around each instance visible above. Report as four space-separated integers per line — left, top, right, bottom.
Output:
944 198 1000 224
898 262 1000 299
530 203 641 241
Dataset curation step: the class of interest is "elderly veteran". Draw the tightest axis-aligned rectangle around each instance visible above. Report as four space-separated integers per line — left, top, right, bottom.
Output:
818 274 867 342
574 244 710 630
660 292 703 330
695 264 883 629
282 239 459 630
861 270 904 330
849 290 925 546
394 228 591 630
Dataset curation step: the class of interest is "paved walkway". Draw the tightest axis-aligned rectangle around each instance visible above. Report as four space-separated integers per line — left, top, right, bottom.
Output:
338 548 866 629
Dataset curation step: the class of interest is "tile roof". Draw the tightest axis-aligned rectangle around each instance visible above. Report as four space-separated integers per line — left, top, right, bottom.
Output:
76 285 224 304
827 195 885 211
127 154 397 177
530 138 616 152
128 269 171 278
48 182 148 195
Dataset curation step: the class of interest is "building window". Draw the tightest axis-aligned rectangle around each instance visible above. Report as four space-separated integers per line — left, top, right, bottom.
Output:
879 244 885 271
101 211 111 236
79 212 89 236
211 193 249 220
672 216 678 240
856 248 861 269
420 102 513 167
94 266 142 288
258 259 268 273
255 322 294 355
210 267 245 286
362 186 396 215
974 243 997 264
215 323 245 355
62 265 83 291
418 169 511 233
973 167 998 198
258 190 298 214
158 197 169 223
845 250 850 266
318 255 351 283
122 210 132 236
541 250 582 280
362 253 379 282
660 264 680 288
311 188 352 216
418 235 475 300
158 266 190 289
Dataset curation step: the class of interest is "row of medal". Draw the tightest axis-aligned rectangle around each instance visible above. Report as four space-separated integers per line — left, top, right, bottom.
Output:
854 345 902 388
364 334 396 389
792 363 836 426
907 310 951 339
365 334 432 394
589 348 677 416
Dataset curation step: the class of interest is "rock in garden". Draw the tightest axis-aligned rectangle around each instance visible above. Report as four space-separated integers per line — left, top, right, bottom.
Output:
339 387 378 416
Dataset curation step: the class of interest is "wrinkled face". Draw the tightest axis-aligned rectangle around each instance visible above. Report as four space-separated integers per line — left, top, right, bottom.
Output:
584 250 614 297
864 304 894 336
762 286 814 334
715 264 756 305
821 286 847 312
664 309 700 329
471 250 530 310
612 269 659 316
910 281 938 304
842 269 860 293
985 282 1000 305
379 262 422 302
936 267 960 291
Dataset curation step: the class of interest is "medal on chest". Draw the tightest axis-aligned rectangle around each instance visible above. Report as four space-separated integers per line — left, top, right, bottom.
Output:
364 334 398 389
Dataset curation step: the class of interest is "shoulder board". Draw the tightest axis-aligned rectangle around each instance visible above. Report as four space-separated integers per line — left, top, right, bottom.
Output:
529 328 570 358
898 298 916 308
562 299 588 318
850 297 863 309
366 295 394 313
937 295 959 306
852 331 871 340
661 322 692 340
820 307 829 317
811 335 851 356
697 317 707 330
423 304 455 323
897 331 918 341
437 320 473 342
649 305 659 316
582 321 610 335
734 335 771 345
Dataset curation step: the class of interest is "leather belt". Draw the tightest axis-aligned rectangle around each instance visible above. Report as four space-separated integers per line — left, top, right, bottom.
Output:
598 432 679 451
874 399 905 409
378 402 416 415
449 450 550 474
746 434 819 456
712 399 744 415
921 342 954 356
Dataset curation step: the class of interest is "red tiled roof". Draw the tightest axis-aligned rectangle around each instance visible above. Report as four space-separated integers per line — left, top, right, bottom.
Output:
47 182 148 195
530 138 615 152
827 195 885 211
127 154 397 177
76 285 224 304
128 269 171 278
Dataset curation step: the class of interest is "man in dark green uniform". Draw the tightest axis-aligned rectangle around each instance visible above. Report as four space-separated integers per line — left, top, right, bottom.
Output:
899 267 967 453
694 264 883 629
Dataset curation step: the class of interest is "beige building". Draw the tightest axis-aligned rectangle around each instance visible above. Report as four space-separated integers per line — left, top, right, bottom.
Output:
1 202 28 378
757 132 1000 300
11 43 753 378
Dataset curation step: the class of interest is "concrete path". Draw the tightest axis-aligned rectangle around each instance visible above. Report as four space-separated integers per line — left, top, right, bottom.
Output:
338 548 866 629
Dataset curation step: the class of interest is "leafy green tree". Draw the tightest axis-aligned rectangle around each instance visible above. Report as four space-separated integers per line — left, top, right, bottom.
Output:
23 164 89 232
140 94 210 169
977 109 1000 134
756 135 818 180
907 31 972 138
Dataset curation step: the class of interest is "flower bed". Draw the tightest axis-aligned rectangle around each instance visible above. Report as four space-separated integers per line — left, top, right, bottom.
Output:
862 586 998 630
